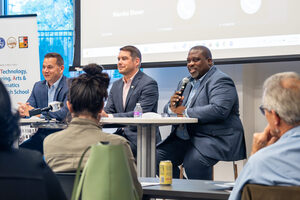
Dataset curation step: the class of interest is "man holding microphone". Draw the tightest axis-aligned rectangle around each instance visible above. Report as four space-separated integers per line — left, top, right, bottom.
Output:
157 46 246 180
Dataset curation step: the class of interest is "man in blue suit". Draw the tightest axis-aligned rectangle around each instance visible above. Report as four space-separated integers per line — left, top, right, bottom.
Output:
18 52 69 153
157 46 246 180
102 45 161 157
18 53 68 121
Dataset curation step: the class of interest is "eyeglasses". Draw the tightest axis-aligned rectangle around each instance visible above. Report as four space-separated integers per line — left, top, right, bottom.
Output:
259 105 279 117
260 105 272 116
259 105 266 115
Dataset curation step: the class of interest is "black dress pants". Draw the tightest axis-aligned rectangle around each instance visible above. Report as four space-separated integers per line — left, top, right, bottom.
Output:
156 133 218 180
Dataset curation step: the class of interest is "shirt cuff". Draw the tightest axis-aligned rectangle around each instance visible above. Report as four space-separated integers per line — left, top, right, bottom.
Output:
167 106 175 115
168 105 188 117
184 108 189 117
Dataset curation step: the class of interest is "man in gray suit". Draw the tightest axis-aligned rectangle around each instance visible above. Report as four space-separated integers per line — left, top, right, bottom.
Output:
102 45 161 157
157 46 246 180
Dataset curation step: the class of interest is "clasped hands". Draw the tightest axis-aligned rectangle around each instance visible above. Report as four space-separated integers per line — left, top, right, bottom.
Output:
170 91 186 117
18 102 34 117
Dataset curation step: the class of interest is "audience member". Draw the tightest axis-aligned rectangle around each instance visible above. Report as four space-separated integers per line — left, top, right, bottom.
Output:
0 79 66 200
157 45 246 180
43 63 142 199
229 72 300 200
102 45 161 157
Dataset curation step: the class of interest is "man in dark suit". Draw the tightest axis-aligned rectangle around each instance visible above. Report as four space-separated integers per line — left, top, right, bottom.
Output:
102 45 161 157
18 52 69 153
157 46 246 180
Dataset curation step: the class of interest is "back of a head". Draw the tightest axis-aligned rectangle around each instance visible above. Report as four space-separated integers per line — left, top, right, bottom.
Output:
263 72 300 125
68 63 110 118
0 80 20 150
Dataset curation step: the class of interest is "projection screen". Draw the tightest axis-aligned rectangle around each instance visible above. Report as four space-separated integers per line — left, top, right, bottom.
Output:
80 0 300 66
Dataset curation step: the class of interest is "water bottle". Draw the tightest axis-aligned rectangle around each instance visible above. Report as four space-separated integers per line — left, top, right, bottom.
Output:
133 103 143 118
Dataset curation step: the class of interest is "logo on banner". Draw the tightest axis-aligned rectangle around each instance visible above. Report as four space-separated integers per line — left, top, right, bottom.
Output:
18 36 28 48
0 37 5 49
7 37 17 48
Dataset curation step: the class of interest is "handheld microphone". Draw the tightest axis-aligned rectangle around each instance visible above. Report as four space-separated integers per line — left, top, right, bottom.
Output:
29 101 64 117
175 77 189 107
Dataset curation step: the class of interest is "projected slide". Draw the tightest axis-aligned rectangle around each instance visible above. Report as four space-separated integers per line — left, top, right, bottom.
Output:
81 0 300 65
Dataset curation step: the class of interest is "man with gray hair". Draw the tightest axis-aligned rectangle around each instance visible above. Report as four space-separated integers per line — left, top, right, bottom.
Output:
229 72 300 200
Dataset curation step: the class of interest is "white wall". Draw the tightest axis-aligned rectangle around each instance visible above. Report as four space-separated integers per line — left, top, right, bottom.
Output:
144 60 300 181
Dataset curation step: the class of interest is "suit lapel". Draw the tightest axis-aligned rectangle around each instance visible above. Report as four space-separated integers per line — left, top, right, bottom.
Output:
188 66 216 107
41 81 48 106
116 79 125 112
53 76 64 101
124 70 142 110
182 83 192 106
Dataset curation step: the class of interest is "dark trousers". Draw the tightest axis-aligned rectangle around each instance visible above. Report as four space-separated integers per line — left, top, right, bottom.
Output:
156 133 218 180
114 128 137 158
20 128 62 154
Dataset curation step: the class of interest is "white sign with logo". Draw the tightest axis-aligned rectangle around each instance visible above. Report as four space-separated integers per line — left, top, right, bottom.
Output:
0 15 40 109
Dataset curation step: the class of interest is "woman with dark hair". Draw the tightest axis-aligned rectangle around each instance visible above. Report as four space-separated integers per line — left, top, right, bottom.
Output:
43 63 142 198
0 80 66 200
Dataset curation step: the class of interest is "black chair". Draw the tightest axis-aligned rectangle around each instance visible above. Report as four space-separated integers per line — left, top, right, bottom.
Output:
242 184 300 200
56 172 77 199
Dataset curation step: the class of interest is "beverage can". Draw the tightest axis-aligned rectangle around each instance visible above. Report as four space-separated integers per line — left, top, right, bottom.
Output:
159 160 172 185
